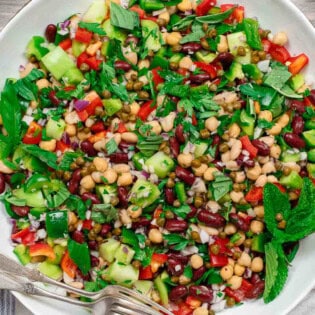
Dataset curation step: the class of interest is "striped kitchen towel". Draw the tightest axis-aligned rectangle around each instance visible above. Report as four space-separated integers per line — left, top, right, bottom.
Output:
0 290 15 315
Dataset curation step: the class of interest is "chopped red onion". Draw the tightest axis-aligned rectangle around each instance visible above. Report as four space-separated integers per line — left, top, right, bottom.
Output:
71 141 79 150
141 171 150 179
19 65 25 72
74 99 89 111
61 132 71 145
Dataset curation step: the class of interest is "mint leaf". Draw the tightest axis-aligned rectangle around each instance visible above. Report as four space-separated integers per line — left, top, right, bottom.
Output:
211 173 233 201
106 138 118 155
172 15 196 31
163 233 190 251
91 203 118 223
58 152 83 171
110 2 139 31
264 64 292 90
170 204 191 219
196 7 235 24
78 22 106 35
180 30 205 44
178 99 194 116
257 119 275 129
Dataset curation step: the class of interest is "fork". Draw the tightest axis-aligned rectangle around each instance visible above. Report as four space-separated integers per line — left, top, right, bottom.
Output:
0 253 173 315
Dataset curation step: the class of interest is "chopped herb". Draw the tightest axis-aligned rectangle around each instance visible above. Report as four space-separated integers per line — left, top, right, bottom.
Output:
163 233 190 251
106 138 118 155
110 2 139 31
78 22 106 35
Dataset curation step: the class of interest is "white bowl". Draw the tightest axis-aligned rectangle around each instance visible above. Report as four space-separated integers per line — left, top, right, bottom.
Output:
1 0 315 314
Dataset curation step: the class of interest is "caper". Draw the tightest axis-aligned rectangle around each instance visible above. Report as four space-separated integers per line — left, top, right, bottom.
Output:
102 90 112 99
237 46 246 56
126 81 134 91
138 91 150 99
191 159 201 168
200 129 210 139
133 81 143 91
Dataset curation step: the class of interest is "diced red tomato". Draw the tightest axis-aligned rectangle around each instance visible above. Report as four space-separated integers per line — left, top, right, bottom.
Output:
221 4 245 23
85 56 102 70
191 113 198 126
88 131 107 143
85 96 103 115
194 62 217 79
77 110 89 122
59 38 72 50
209 253 229 267
77 52 89 69
269 43 291 64
273 183 286 193
11 227 36 245
261 39 272 52
288 53 309 75
185 296 202 308
29 243 56 260
22 121 42 145
196 0 217 16
139 266 153 280
245 186 263 203
75 28 93 44
117 122 128 133
151 67 164 87
240 135 258 158
137 100 157 121
213 236 232 255
173 302 193 315
151 253 168 264
90 121 106 133
56 140 70 153
61 251 77 278
225 279 253 302
82 219 93 230
129 5 145 19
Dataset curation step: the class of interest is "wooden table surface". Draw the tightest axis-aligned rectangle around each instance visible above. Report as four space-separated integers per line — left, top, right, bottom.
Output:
0 1 315 315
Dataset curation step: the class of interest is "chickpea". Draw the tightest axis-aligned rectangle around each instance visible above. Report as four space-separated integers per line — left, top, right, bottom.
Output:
250 220 264 234
258 110 273 122
117 172 133 186
255 174 268 187
127 205 143 219
246 164 262 180
230 190 244 203
20 63 37 78
228 123 241 138
224 223 237 235
103 169 118 184
220 264 233 281
234 171 246 183
178 153 193 168
277 112 290 128
179 56 193 70
267 123 282 136
193 308 208 315
113 164 130 174
267 175 278 183
237 252 251 267
65 124 76 137
120 209 132 225
190 254 204 269
192 163 208 177
251 257 264 272
121 132 138 143
260 136 275 147
177 0 193 11
77 131 91 141
65 111 80 124
179 275 191 285
254 205 264 218
94 139 106 151
230 140 242 160
217 35 228 53
80 175 95 190
227 276 243 290
221 151 231 163
91 171 103 183
93 157 108 172
0 160 13 174
39 139 57 152
234 264 246 276
234 232 246 246
225 161 240 171
262 161 276 174
159 11 170 24
272 31 288 46
36 78 50 90
160 112 176 132
123 50 138 65
270 144 281 159
203 167 217 181
148 228 163 244
205 116 220 132
145 121 162 135
85 118 95 128
130 102 140 115
166 32 182 46
68 211 78 226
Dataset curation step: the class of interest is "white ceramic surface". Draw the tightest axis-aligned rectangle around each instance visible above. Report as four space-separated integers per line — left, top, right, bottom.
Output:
1 0 315 314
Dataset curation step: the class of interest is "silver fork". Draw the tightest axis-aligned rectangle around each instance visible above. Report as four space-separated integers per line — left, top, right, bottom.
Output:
0 253 173 315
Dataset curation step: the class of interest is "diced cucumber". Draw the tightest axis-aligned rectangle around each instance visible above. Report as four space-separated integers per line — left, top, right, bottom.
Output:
240 110 255 136
129 179 161 208
132 152 147 171
169 53 184 64
13 188 46 208
281 151 301 163
144 151 175 178
279 171 303 189
195 51 217 63
47 245 66 265
303 129 315 147
290 73 305 91
225 62 245 81
95 185 117 203
251 234 265 253
175 182 187 204
194 142 209 158
307 163 315 178
72 40 87 57
102 19 127 42
38 261 63 280
154 275 168 305
12 146 46 172
114 244 135 264
227 31 252 64
308 148 315 162
99 239 121 263
13 244 31 266
105 261 139 286
45 118 66 140
82 0 107 23
141 20 162 52
134 280 153 296
63 68 84 85
26 36 49 61
41 46 76 80
102 98 123 116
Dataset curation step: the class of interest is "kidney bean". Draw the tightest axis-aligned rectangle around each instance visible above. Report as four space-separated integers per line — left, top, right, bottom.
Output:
165 188 176 205
246 281 265 299
118 141 132 151
114 60 132 72
229 213 249 231
251 139 270 156
189 285 213 303
0 173 5 194
80 140 97 157
169 285 189 302
72 230 85 244
88 240 98 250
68 179 79 194
76 269 91 281
11 205 30 217
307 89 315 105
132 217 151 229
213 160 224 171
283 133 306 149
181 43 202 53
289 100 306 113
45 24 57 43
187 205 198 219
167 259 184 276
250 273 262 284
71 169 82 181
125 35 139 46
81 192 101 204
165 219 188 232
109 153 129 163
90 122 105 133
48 90 60 106
175 125 186 144
291 115 304 134
212 134 221 146
118 186 129 207
189 73 211 84
168 253 189 264
192 266 207 281
169 137 180 158
90 255 99 267
197 210 226 228
100 224 112 237
243 159 255 168
215 52 234 70
175 166 195 185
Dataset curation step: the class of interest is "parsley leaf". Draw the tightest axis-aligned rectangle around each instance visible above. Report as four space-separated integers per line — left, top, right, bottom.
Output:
136 135 163 157
110 2 139 31
65 195 87 220
78 22 106 35
180 30 205 44
172 15 196 31
168 204 191 219
257 119 275 129
163 233 190 251
178 98 194 116
91 204 118 223
106 138 118 155
196 7 235 24
211 173 233 201
58 152 84 171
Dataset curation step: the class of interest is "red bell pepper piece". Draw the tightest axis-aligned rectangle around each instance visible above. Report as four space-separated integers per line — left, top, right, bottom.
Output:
29 243 56 260
88 131 107 143
213 236 232 255
173 303 193 315
185 296 202 308
225 279 253 302
75 28 93 44
59 38 72 50
221 4 245 23
77 110 89 122
269 43 291 64
209 253 229 267
196 0 217 16
77 52 89 69
11 227 36 245
151 253 168 264
137 100 157 121
86 56 102 70
240 135 258 158
56 140 70 153
139 266 153 280
288 53 309 75
191 114 198 126
117 122 128 133
85 95 103 115
245 186 263 203
90 121 106 133
273 182 286 193
261 39 272 52
129 5 145 19
82 219 93 230
194 62 217 79
22 121 42 145
151 67 164 87
61 251 78 278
